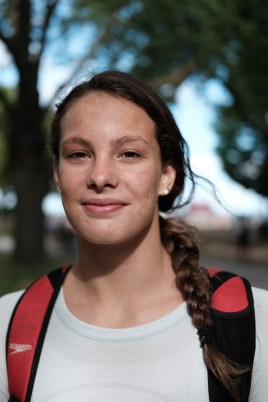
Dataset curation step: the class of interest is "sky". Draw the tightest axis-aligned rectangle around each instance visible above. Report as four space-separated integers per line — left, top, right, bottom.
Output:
0 41 267 218
173 79 267 217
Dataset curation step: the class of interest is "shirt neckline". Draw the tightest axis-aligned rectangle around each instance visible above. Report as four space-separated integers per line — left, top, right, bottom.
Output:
55 288 188 341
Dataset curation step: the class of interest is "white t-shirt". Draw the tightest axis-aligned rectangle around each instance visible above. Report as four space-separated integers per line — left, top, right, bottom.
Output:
0 286 268 401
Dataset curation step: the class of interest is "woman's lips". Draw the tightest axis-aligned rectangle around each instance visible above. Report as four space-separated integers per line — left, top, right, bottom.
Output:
82 199 127 214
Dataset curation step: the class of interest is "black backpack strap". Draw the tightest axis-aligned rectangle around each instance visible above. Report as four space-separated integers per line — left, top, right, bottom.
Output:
207 269 256 402
6 266 70 402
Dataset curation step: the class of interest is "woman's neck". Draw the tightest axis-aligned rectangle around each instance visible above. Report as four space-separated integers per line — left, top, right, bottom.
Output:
63 230 183 327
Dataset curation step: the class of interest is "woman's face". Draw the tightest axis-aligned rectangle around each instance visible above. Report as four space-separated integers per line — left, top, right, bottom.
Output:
54 92 175 246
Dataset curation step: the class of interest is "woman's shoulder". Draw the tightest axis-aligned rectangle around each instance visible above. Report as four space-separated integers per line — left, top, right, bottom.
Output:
252 286 268 304
0 289 24 304
0 290 24 325
249 287 268 400
251 287 268 355
0 290 24 376
252 286 268 322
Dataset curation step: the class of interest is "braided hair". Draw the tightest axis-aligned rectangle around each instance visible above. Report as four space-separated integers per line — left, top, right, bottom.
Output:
159 217 248 401
51 70 248 401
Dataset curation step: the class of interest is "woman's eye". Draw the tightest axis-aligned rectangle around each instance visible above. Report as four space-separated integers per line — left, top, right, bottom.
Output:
120 151 140 159
68 151 88 159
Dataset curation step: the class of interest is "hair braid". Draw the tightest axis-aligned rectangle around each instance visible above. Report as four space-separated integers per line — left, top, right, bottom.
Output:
160 216 249 402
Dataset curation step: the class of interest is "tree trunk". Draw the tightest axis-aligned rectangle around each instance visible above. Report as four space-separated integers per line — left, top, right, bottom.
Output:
13 159 46 263
8 66 49 264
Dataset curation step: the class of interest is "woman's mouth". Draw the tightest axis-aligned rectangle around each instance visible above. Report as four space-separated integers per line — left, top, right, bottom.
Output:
81 199 127 214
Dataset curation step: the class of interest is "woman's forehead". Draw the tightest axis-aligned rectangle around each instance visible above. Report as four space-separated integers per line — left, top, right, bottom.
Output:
60 92 157 140
63 91 149 117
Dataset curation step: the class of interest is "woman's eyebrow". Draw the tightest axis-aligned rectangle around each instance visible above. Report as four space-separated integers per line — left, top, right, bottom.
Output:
62 137 91 147
61 135 150 148
114 136 150 147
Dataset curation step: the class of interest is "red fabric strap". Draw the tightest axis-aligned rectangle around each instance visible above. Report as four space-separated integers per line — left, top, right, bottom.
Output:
208 268 248 313
211 276 248 313
7 275 54 401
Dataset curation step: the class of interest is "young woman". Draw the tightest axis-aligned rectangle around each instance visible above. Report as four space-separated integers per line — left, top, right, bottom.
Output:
0 71 268 401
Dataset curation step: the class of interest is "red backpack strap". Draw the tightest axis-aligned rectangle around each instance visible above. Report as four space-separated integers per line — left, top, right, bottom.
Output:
207 268 249 313
6 266 70 402
207 268 255 402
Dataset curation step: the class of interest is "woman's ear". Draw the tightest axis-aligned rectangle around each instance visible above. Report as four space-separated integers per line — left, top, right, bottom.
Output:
159 164 176 196
53 162 61 193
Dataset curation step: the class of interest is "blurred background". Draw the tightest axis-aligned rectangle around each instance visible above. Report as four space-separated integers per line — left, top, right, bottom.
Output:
0 0 268 293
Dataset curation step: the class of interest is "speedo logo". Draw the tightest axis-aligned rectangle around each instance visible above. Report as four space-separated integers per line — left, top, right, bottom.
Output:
9 343 32 355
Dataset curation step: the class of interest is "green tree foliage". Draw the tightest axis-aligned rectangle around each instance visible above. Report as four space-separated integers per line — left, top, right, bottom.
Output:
70 0 268 197
214 2 268 196
0 0 267 262
82 0 268 197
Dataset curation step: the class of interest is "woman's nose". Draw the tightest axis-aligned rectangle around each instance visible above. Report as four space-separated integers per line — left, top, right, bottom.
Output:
86 158 118 191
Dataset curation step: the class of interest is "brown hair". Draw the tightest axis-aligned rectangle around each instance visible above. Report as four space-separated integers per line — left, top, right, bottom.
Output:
51 70 247 400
